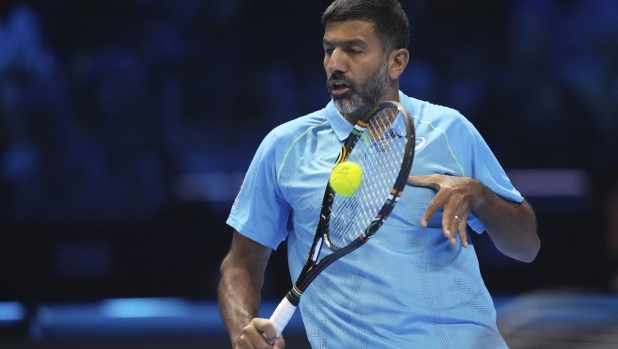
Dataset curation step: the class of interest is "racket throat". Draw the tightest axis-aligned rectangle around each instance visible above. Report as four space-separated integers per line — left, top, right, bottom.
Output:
285 288 301 306
311 237 323 262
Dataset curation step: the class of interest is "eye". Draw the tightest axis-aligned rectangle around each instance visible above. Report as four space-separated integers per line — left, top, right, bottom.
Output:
324 47 334 55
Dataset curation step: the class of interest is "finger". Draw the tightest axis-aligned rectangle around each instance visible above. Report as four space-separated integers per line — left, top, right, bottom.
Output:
424 183 455 227
443 213 457 245
236 329 268 349
446 212 470 247
438 198 454 244
273 334 286 349
456 213 469 247
252 318 277 346
421 199 443 228
407 174 442 191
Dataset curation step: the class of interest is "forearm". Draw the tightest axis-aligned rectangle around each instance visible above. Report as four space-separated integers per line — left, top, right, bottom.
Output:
218 262 263 346
474 184 540 262
218 231 272 347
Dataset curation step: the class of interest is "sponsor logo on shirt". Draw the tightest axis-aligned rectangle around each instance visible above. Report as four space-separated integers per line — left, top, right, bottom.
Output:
415 137 427 151
232 180 244 208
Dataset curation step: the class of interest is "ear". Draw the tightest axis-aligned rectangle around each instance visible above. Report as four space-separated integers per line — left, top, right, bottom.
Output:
388 48 409 80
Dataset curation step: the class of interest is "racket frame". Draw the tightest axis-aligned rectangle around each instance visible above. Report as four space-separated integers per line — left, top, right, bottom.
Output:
269 101 415 337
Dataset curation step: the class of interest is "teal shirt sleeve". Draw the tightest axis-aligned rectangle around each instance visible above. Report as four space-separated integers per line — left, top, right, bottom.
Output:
226 129 290 250
452 115 523 233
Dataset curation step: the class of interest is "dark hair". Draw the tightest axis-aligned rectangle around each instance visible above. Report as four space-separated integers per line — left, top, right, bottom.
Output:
321 0 410 53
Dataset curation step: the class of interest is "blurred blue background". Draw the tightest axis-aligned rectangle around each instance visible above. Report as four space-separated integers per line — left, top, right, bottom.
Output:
1 0 618 348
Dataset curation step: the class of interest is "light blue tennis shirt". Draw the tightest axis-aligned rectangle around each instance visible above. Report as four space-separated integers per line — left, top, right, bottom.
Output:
227 91 520 348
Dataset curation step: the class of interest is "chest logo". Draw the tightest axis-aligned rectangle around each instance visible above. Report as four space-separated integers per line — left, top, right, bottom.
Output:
415 137 427 151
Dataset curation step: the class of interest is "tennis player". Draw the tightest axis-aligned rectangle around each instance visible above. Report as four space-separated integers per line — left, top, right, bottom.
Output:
218 0 540 348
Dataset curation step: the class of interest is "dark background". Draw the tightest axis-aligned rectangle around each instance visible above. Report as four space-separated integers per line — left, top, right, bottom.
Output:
1 0 618 347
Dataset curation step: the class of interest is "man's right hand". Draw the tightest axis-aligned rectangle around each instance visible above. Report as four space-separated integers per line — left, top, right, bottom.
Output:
234 318 286 349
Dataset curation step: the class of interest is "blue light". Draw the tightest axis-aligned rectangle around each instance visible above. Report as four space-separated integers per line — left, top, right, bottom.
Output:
101 298 190 318
0 302 25 322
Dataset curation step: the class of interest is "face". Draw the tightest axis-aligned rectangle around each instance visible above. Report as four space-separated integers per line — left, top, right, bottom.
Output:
323 20 392 117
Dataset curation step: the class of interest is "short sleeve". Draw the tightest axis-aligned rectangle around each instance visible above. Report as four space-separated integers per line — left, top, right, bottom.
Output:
226 131 290 249
455 119 523 234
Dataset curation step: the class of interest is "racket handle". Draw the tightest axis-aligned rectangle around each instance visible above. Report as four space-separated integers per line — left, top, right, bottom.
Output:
269 296 297 338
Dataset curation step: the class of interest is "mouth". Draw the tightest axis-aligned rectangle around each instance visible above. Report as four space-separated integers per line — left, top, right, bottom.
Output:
328 80 351 97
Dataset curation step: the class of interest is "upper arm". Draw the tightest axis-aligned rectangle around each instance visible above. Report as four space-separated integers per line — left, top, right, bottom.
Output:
221 230 273 279
227 129 290 250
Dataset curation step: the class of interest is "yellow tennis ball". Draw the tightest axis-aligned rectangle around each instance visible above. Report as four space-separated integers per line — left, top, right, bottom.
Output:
329 161 362 196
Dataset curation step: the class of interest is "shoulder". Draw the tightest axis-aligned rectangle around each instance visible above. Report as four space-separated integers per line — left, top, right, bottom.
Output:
251 108 331 170
400 93 486 176
264 109 329 147
402 94 476 134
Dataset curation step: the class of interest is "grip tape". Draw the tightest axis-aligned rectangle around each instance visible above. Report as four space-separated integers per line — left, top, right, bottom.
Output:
269 296 297 338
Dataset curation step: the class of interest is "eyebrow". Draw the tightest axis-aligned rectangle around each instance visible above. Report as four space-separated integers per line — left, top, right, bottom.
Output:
322 38 368 48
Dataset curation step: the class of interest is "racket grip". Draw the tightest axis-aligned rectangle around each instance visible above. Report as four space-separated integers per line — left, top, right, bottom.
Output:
269 296 297 338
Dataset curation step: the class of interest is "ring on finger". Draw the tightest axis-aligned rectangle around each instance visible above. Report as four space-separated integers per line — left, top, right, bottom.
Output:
454 215 461 222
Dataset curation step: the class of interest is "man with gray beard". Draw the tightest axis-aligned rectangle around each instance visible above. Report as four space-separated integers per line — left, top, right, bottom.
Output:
219 1 539 348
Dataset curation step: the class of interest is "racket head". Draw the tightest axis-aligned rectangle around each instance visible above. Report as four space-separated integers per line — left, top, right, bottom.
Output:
324 101 415 250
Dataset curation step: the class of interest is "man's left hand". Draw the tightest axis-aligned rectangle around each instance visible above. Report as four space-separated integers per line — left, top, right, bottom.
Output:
407 174 484 247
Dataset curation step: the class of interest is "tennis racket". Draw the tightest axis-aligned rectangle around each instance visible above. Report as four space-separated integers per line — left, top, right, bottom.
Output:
268 100 416 338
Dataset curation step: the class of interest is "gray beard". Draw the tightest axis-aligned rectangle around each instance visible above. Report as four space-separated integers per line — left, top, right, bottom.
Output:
332 58 390 116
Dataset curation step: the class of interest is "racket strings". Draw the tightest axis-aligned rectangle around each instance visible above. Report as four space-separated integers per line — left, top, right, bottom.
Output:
365 107 398 143
326 107 408 250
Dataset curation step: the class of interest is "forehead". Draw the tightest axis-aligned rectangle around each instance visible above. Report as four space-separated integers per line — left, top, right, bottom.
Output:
323 20 382 47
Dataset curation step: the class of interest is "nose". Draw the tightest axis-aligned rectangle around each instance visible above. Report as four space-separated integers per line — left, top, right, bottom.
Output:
325 48 346 76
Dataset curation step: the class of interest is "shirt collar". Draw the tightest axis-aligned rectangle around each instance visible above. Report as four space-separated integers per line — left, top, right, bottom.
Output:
324 101 354 142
